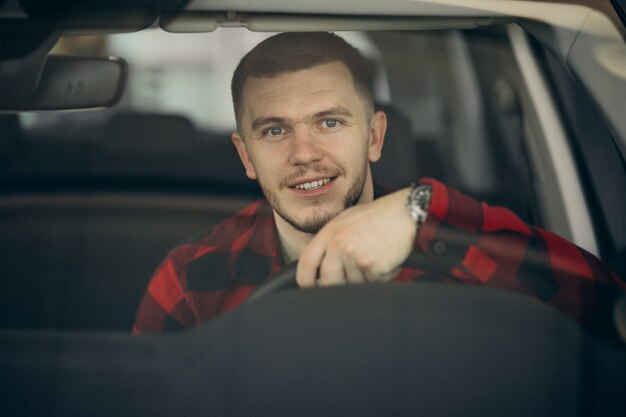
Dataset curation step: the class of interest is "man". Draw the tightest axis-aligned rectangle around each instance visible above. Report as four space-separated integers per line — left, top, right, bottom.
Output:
133 32 624 337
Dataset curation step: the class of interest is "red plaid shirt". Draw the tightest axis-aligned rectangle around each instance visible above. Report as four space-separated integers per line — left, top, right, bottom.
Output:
133 179 625 335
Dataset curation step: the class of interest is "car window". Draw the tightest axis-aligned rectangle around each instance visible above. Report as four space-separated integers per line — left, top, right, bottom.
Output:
6 19 625 338
1 26 545 332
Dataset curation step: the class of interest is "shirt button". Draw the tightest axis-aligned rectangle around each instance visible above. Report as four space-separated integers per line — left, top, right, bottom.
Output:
432 240 447 255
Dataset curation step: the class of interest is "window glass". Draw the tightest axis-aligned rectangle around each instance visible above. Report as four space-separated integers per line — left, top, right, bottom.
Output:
4 26 539 332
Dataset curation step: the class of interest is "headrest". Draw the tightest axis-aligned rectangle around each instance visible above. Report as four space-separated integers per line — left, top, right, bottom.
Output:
104 112 198 153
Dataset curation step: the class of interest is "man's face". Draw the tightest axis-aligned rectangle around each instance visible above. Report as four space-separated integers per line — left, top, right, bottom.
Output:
232 61 386 234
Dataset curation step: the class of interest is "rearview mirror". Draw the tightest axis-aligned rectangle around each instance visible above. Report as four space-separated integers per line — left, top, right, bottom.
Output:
0 54 127 111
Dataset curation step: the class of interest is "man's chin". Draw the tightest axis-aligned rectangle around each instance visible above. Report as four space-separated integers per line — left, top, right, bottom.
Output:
280 209 341 234
264 177 365 234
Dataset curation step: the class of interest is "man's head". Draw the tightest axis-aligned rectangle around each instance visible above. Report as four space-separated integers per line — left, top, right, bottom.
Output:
230 32 386 236
231 32 375 131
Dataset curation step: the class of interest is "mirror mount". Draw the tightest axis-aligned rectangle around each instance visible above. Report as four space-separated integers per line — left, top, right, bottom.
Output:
0 28 59 110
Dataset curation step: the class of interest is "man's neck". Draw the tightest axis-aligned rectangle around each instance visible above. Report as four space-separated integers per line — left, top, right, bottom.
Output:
274 214 314 265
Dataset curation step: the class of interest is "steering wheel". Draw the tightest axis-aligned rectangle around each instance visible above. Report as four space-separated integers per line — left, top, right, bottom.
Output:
244 261 299 303
244 251 453 304
244 249 626 345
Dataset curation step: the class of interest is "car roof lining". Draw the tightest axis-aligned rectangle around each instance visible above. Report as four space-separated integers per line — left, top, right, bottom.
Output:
159 12 511 33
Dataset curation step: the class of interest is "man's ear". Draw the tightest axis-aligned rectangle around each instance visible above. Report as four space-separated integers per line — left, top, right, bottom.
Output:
231 132 258 180
368 110 387 163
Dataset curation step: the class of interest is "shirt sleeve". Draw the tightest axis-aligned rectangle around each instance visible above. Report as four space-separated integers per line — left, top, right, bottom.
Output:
413 178 626 334
132 253 197 335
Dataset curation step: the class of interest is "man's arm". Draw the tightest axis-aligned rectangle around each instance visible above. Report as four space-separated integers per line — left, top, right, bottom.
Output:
297 178 625 325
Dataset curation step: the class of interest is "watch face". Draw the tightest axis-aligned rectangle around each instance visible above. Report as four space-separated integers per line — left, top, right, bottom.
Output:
408 184 432 225
416 191 428 206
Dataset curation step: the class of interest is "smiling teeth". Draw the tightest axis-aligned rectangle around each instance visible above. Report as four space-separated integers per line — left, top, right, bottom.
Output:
295 178 331 190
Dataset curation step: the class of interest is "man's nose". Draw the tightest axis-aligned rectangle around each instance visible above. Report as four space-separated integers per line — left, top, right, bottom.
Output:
288 126 323 165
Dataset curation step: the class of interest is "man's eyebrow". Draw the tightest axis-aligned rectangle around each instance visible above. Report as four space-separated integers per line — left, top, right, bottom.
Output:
251 117 288 132
314 106 353 119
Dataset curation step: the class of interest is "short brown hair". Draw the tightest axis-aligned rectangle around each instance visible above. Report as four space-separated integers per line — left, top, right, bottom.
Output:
231 32 375 131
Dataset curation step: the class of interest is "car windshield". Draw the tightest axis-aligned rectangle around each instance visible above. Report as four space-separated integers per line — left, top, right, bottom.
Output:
1 2 626 415
2 26 553 331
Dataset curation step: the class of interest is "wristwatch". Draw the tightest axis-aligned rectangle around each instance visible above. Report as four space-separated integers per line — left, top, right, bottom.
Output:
406 183 432 231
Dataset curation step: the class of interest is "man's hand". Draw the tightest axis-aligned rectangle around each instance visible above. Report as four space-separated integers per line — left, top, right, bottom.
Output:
296 188 416 287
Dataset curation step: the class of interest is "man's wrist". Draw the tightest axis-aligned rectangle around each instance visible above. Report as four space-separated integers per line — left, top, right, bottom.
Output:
406 183 432 233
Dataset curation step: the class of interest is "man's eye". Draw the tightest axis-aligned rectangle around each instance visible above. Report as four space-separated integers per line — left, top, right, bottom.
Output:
321 119 340 129
266 127 284 136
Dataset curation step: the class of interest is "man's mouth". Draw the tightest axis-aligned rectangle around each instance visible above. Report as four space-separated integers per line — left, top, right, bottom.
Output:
292 177 334 191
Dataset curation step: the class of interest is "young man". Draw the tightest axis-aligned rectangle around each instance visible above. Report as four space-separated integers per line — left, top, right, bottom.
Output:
133 32 624 337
